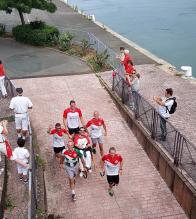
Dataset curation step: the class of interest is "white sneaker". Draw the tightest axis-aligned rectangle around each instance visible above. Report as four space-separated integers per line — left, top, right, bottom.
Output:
79 172 83 177
88 169 92 173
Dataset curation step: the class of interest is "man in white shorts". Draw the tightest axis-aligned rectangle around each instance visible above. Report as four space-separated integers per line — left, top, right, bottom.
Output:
9 87 33 140
86 111 107 156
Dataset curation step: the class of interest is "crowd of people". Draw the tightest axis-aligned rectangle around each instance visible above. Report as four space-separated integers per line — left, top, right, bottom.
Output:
0 46 177 202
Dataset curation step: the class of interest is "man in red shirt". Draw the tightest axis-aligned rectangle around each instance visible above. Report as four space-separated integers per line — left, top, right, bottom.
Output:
60 140 86 201
0 60 7 98
63 100 85 136
47 123 71 163
125 60 136 86
100 147 123 196
121 49 133 69
86 111 107 156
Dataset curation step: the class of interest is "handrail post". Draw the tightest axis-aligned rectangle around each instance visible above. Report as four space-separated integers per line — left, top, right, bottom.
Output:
121 79 125 104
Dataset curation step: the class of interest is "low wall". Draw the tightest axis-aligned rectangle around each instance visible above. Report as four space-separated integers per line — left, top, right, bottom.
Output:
97 74 196 219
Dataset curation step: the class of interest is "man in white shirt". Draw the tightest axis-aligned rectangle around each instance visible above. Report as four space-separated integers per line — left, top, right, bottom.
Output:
154 88 174 141
9 87 33 140
63 100 85 136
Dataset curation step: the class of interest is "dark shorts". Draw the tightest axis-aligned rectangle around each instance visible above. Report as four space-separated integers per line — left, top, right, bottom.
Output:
107 175 119 185
68 127 80 135
53 146 65 154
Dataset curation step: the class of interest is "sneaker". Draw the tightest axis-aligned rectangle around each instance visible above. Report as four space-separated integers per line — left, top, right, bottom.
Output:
92 148 96 154
108 189 114 197
158 136 166 141
88 168 92 173
79 172 83 177
23 179 29 184
72 194 76 201
19 176 23 181
83 171 87 179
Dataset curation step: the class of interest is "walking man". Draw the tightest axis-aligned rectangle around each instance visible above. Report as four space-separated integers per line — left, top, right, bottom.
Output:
9 87 33 140
63 100 85 135
60 140 86 201
154 88 176 141
100 147 123 196
47 123 71 163
86 111 107 156
0 60 7 98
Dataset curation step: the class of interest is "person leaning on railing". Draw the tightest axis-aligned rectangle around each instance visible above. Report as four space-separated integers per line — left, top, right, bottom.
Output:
0 60 8 98
153 88 175 141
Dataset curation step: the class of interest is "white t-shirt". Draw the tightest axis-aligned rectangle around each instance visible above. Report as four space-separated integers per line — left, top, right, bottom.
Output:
63 108 82 129
158 97 174 118
13 147 29 163
86 118 105 138
0 125 5 142
9 96 33 116
50 128 67 148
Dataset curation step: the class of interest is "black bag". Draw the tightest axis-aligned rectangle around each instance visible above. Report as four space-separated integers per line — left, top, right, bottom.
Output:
166 97 177 114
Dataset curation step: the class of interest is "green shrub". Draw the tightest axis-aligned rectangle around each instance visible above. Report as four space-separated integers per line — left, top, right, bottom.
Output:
93 49 109 68
58 32 74 51
12 22 59 46
0 24 5 37
80 38 93 56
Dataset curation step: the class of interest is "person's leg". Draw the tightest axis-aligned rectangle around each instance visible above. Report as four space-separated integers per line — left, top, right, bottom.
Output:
160 117 167 140
98 136 104 156
107 176 114 196
0 76 7 97
17 165 23 180
23 167 28 183
15 116 22 138
91 138 97 154
85 150 92 172
21 116 29 140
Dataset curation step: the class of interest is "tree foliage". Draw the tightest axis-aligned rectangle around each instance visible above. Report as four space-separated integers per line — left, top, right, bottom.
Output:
0 0 56 25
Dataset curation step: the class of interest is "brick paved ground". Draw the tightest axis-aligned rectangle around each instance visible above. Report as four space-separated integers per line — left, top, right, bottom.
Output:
13 74 187 219
99 65 196 144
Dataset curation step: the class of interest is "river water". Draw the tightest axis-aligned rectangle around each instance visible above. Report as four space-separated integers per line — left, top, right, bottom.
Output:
69 0 196 76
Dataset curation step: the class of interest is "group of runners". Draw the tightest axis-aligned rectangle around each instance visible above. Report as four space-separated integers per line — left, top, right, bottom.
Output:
0 87 124 201
48 100 123 201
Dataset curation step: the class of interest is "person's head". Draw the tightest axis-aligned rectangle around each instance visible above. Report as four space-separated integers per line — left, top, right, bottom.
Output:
127 60 133 66
120 47 125 52
109 147 116 157
17 138 26 147
16 87 23 96
93 111 99 119
67 139 74 150
0 60 2 64
165 88 173 97
55 123 61 131
136 73 140 79
79 127 86 137
124 49 129 54
70 100 76 110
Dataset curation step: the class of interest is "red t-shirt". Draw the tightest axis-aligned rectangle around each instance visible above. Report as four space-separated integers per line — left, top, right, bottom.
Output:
122 54 133 69
125 64 135 75
63 107 82 129
86 118 105 138
0 64 5 77
102 154 123 175
74 134 91 149
50 128 68 147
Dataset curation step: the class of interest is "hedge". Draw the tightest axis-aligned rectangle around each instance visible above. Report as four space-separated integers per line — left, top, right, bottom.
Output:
12 21 59 46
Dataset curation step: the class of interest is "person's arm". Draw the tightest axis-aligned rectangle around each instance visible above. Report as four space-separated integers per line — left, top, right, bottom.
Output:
80 157 87 169
0 120 8 135
102 121 107 136
63 129 72 139
47 125 53 134
9 98 14 110
119 160 123 175
100 159 105 174
153 96 165 106
63 110 68 131
28 98 33 109
80 116 85 127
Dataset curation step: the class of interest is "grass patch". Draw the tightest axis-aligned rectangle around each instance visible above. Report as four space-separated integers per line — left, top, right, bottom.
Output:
35 154 46 169
5 196 16 211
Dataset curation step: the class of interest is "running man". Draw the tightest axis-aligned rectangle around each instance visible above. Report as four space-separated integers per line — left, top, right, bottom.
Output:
63 100 85 136
47 123 71 163
86 111 107 156
60 140 86 201
100 147 123 196
9 87 33 140
74 127 93 177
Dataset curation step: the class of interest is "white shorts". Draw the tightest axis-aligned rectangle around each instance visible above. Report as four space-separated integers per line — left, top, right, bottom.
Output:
17 164 28 175
15 114 28 131
91 136 103 145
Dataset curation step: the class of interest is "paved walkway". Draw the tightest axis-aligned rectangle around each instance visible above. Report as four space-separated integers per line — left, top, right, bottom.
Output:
0 38 91 79
13 74 187 219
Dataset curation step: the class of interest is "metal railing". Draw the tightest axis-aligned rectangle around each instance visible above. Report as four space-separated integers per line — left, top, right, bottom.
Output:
0 79 37 218
112 67 196 183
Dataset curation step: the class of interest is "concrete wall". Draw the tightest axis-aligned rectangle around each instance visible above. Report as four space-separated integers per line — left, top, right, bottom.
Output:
98 75 196 219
